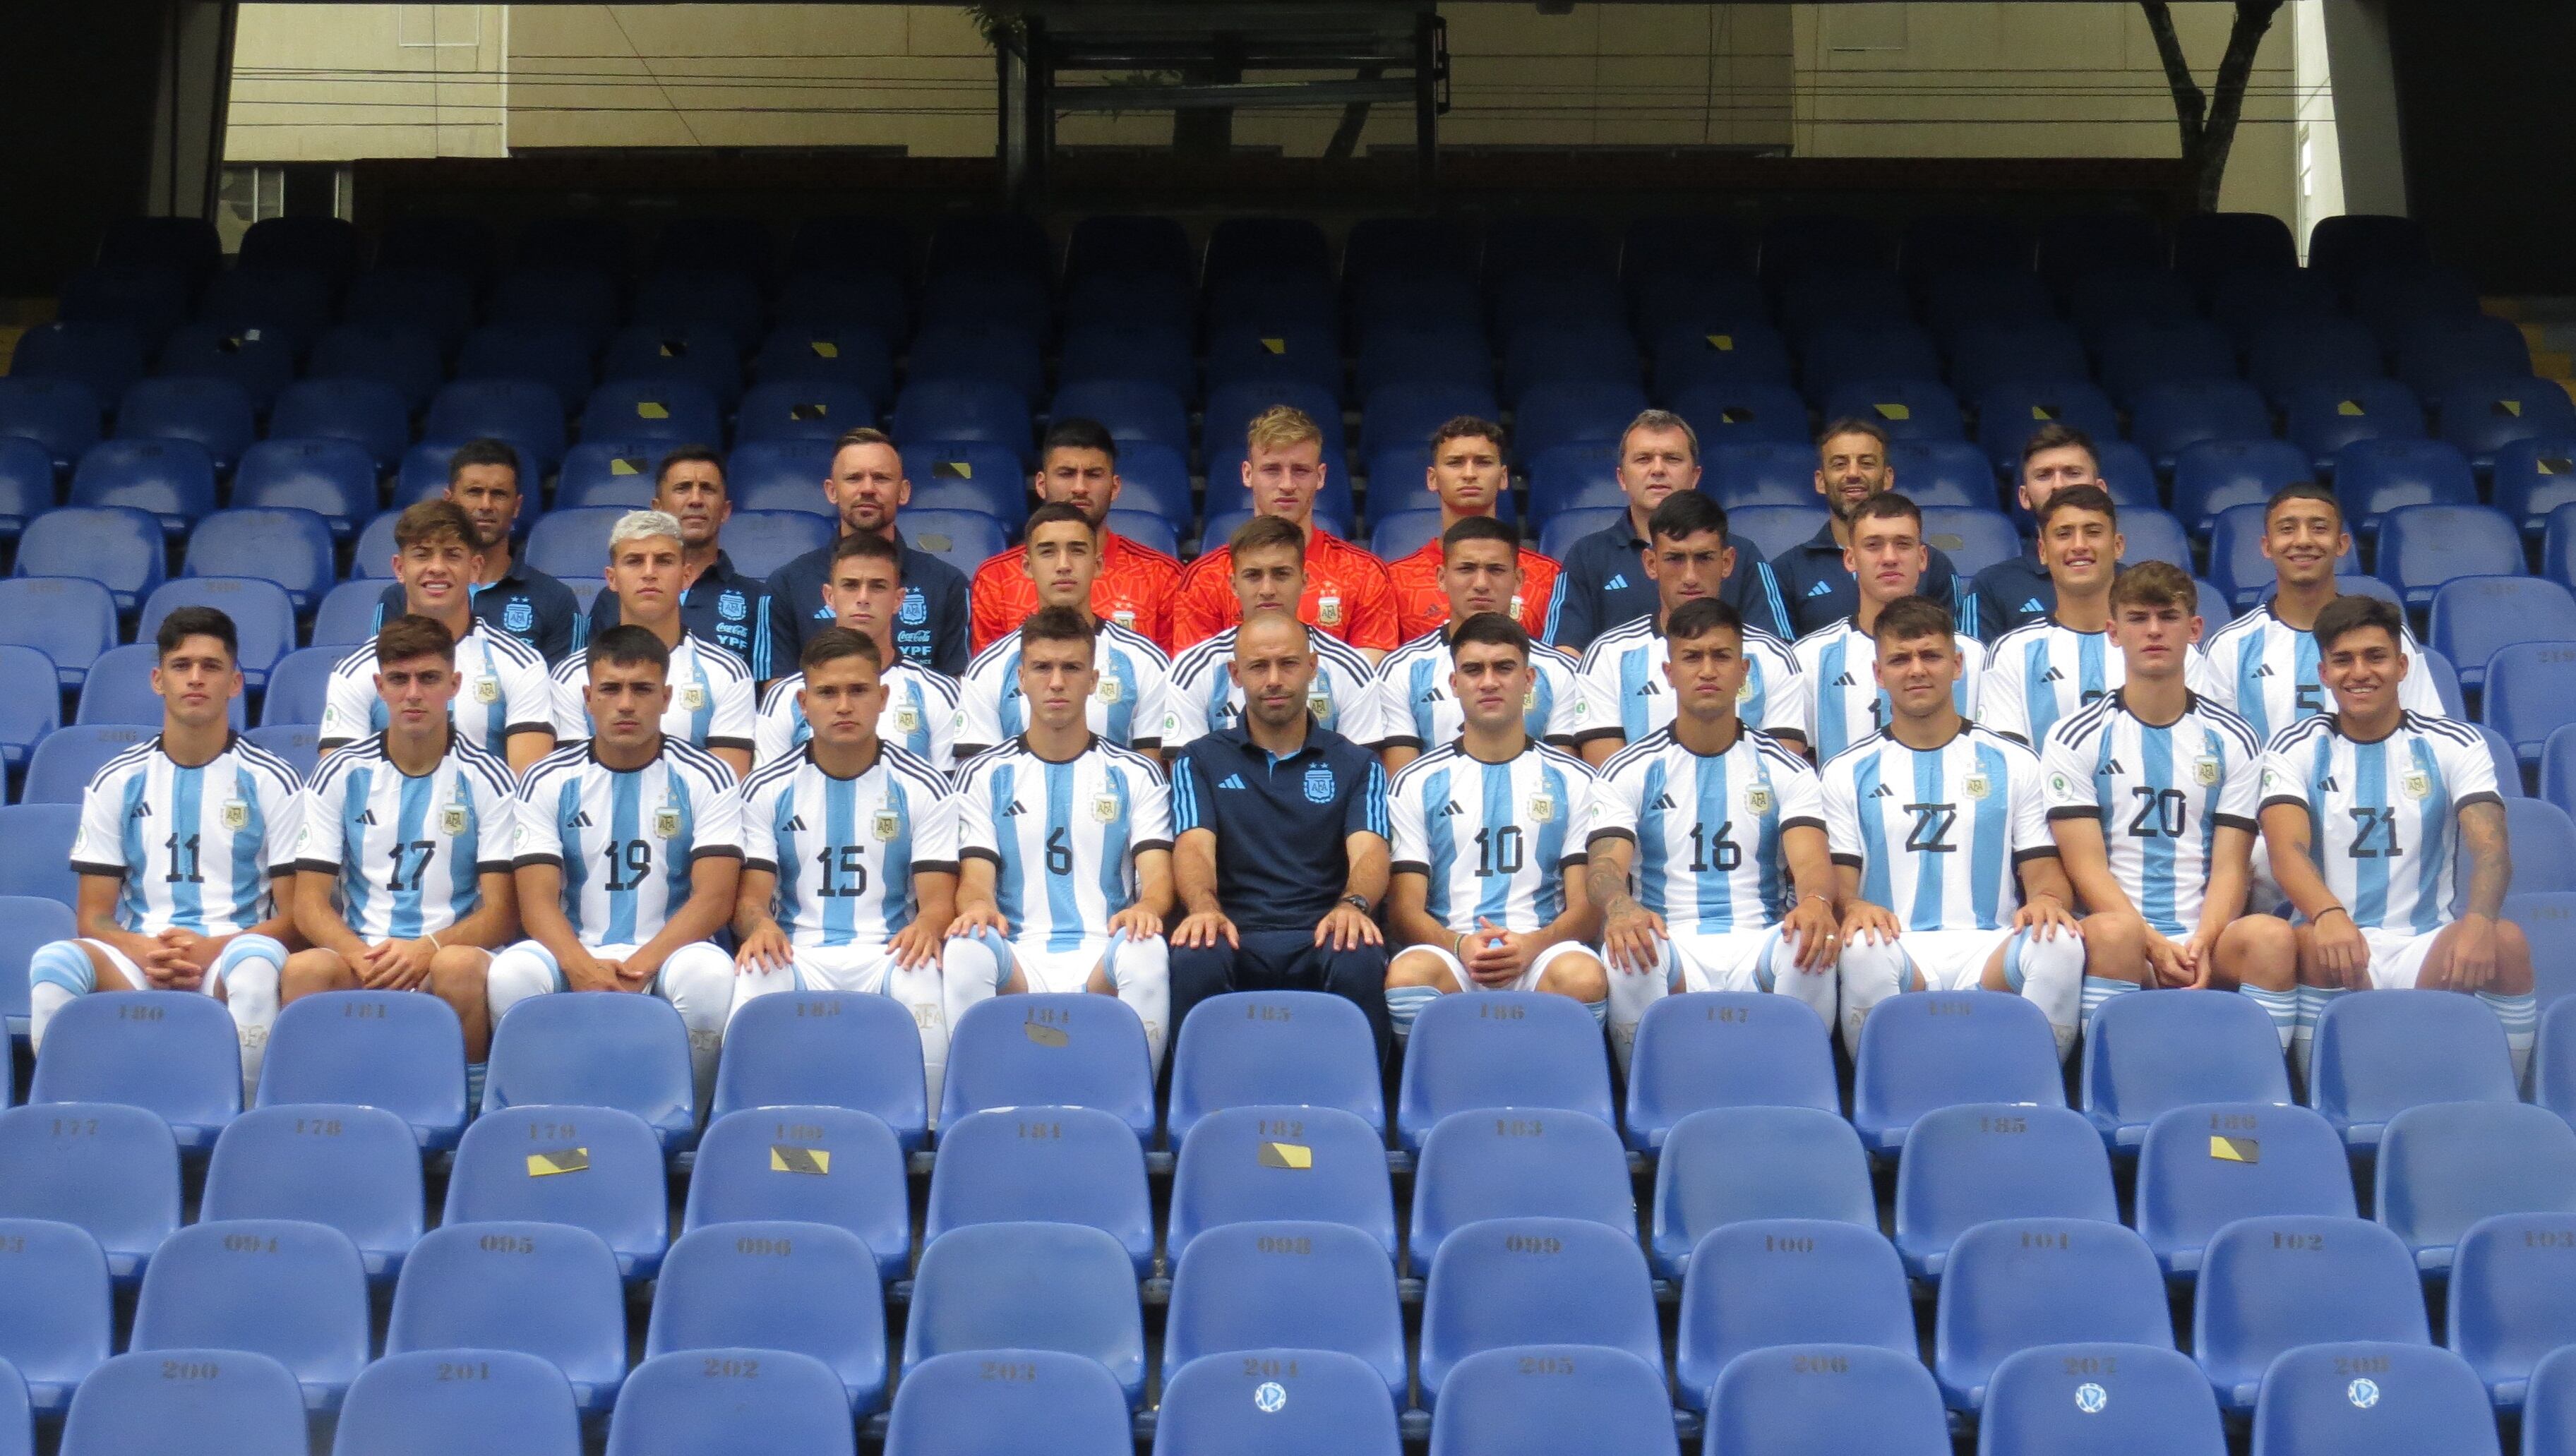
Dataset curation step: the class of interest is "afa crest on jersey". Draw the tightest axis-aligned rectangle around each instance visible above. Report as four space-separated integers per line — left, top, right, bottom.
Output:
2194 755 2222 787
1746 784 1774 815
681 685 707 711
1091 792 1121 824
895 704 921 733
503 600 534 634
1307 690 1331 721
1096 677 1122 704
1317 595 1343 626
653 806 682 839
872 808 902 842
1962 773 1992 801
474 675 500 704
2402 769 2431 800
220 800 249 831
441 805 469 837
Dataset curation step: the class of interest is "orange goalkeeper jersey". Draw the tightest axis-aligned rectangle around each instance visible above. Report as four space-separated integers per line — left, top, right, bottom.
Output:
1169 527 1401 651
970 530 1185 651
1384 538 1562 640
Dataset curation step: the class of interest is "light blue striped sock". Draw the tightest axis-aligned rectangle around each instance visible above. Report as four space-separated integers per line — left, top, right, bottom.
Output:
2079 975 2140 1024
2241 986 2300 1052
1581 998 1607 1027
465 1062 486 1117
2481 992 2539 1085
2294 986 2346 1082
1385 985 1440 1041
27 940 95 1050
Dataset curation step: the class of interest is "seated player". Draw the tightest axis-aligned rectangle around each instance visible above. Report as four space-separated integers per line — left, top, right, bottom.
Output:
1792 493 1988 762
1823 597 2087 1058
754 531 959 772
280 616 522 1102
1374 516 1580 773
1170 404 1398 660
29 608 304 1094
323 500 555 774
1382 614 1606 1041
1163 514 1386 750
485 627 744 1105
551 510 757 777
1969 422 2111 638
1575 491 1804 766
1766 419 1972 638
942 607 1175 1069
1383 416 1559 639
2259 594 2533 1077
2039 565 2294 1041
1584 598 1843 1065
956 502 1170 759
584 447 786 680
1984 486 2210 748
970 417 1182 651
730 629 961 1102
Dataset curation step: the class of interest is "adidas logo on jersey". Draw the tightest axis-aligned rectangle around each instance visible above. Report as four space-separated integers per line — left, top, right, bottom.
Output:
783 815 808 832
1000 801 1027 817
1651 793 1677 810
1867 783 1895 798
2253 664 2276 678
1436 802 1463 817
356 809 378 826
1637 682 1662 697
1417 687 1445 704
2039 667 2065 684
128 802 152 819
2318 776 2340 793
1217 774 1247 790
1806 581 1833 597
2105 759 2125 775
1832 673 1857 687
566 810 593 828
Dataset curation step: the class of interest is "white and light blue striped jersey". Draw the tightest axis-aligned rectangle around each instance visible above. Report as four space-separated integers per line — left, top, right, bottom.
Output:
510 740 743 946
954 737 1173 951
1389 741 1594 934
317 621 553 759
2200 603 2445 742
1820 724 2053 932
1583 726 1823 934
2258 711 2500 935
954 621 1171 754
1569 616 1804 749
1160 623 1386 746
1982 617 2221 748
1372 627 1581 751
754 661 958 774
69 734 303 936
549 634 757 754
2040 690 2263 937
738 742 960 947
1790 619 1988 762
292 734 517 941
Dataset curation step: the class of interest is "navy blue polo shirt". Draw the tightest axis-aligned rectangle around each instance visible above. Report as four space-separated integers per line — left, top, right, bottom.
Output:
373 558 582 664
1170 721 1391 934
1967 548 2056 642
1763 522 1976 639
585 550 788 679
768 529 971 678
1543 516 1776 654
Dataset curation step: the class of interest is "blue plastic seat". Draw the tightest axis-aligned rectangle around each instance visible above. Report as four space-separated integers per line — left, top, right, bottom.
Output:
2171 439 2313 535
59 263 190 347
711 381 863 451
1535 506 1622 561
445 1105 669 1280
2393 313 2535 398
1921 507 2021 578
2333 438 2479 528
920 270 1050 342
0 1217 111 1415
1409 1107 1633 1273
926 1106 1151 1275
1850 990 2066 1155
1893 1103 2118 1279
457 321 597 415
2311 215 2432 284
69 437 215 535
938 993 1155 1147
486 266 618 348
1623 992 1836 1151
889 379 1034 468
1944 315 2088 401
308 325 445 414
681 1107 910 1282
1056 321 1194 402
2438 376 2576 471
1887 440 1999 510
580 380 721 450
386 1222 627 1414
1673 1220 1915 1413
153 323 295 413
604 1348 853 1456
2515 894 2576 1016
726 439 837 518
0 376 102 473
0 802 79 905
2128 380 2275 471
1500 322 1642 405
131 1219 370 1411
13 504 160 608
256 991 467 1150
11 322 145 408
709 989 927 1147
2098 318 2240 409
1651 1107 1873 1280
1651 319 1795 398
342 262 475 351
2192 1215 2428 1411
1427 1344 1677 1456
901 444 1031 527
1704 444 1823 513
884 1349 1132 1456
1367 510 1442 561
1155 1348 1401 1456
2080 990 2292 1152
2377 504 2522 607
1418 1216 1663 1412
1514 380 1653 462
0 651 61 769
2135 1102 2354 1277
2249 1342 2497 1456
0 1102 176 1284
754 322 896 406
200 1104 424 1282
2496 437 2576 539
2174 211 2295 291
2308 989 2517 1149
231 440 377 541
58 1349 308 1456
2485 640 2576 766
184 508 337 610
2374 1101 2576 1275
1823 379 1966 443
1978 1343 2227 1456
30 991 239 1151
711 510 830 582
424 380 568 473
20 725 147 805
1702 1344 1949 1456
1170 1105 1395 1263
551 442 663 511
259 645 339 728
1798 320 1941 402
899 510 1009 579
1395 991 1615 1154
0 578 113 688
330 1349 582 1456
482 984 696 1150
522 505 624 582
1166 990 1385 1143
1977 380 2123 474
1163 1221 1407 1402
2450 1213 2576 1409
0 894 70 1036
239 215 360 288
1526 441 1623 516
644 1221 886 1412
133 579 294 688
2282 378 2427 471
2246 317 2386 403
236 373 399 471
1934 1218 2171 1409
903 1221 1146 1407
599 325 743 408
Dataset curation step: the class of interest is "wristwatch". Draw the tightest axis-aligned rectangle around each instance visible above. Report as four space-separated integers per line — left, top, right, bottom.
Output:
1341 894 1372 914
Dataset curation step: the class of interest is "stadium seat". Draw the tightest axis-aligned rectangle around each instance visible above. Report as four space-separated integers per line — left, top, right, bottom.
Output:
99 215 222 287
524 506 628 581
2437 377 2576 471
902 443 1031 527
1672 1219 1915 1413
185 509 337 610
0 1217 109 1417
681 1107 909 1282
2394 313 2534 398
2485 641 2576 766
1394 990 1615 1153
385 1222 628 1414
0 577 115 687
1155 1348 1402 1456
900 510 1009 579
69 436 215 534
1057 319 1194 402
1166 989 1384 1143
2174 210 2295 291
2249 1342 2497 1456
445 1105 669 1280
2349 265 2483 347
2193 1215 2429 1410
231 440 377 541
2309 989 2517 1148
1979 1343 2227 1456
2065 263 2199 337
1651 1107 1874 1279
1624 992 1838 1151
2451 1212 2576 1411
131 1219 370 1411
256 990 469 1150
727 438 837 517
2119 505 2194 570
1975 379 2123 474
903 1221 1146 1407
152 323 294 413
1701 1344 1949 1456
457 321 598 416
1418 1216 1663 1412
1162 1222 1407 1403
1892 1103 2118 1278
2375 1101 2576 1274
1514 380 1653 462
2135 1101 2355 1277
0 1102 177 1284
424 380 568 473
1209 319 1348 399
937 993 1155 1147
2128 380 2275 471
709 989 927 1147
308 325 445 414
2245 318 2385 404
1934 1218 2172 1410
1799 321 1942 403
2310 215 2431 284
2209 502 2358 606
2517 893 2576 1013
0 649 61 768
1886 439 1996 509
330 1349 582 1456
754 321 896 406
1825 379 1966 444
1536 505 1622 561
201 1103 424 1281
1168 1106 1397 1263
0 802 81 904
2334 440 2480 536
1526 441 1623 517
889 379 1034 467
2080 989 2294 1152
30 990 239 1150
342 264 477 354
11 321 146 407
0 375 102 473
2171 439 2314 534
20 724 145 804
487 265 618 347
260 645 338 729
2433 577 2576 693
1103 440 1191 522
1357 380 1501 461
552 442 663 511
721 510 832 580
600 325 744 408
1368 510 1441 560
0 895 72 1037
2500 441 2576 549
1921 506 2021 577
1850 989 2066 1155
1065 214 1191 284
1776 261 1907 332
883 1349 1132 1456
1409 1106 1634 1273
1946 316 2091 402
1650 318 1795 399
1432 1345 1680 1456
2282 379 2428 471
58 263 189 347
57 1348 308 1456
604 1348 854 1456
927 1107 1153 1276
907 322 1047 406
580 380 721 449
136 578 296 685
1102 509 1178 558
644 1222 887 1412
239 214 360 288
2097 318 2239 408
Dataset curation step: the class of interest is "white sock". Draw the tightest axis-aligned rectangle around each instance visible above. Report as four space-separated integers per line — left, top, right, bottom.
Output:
2004 929 2087 1063
1385 984 1440 1042
2242 985 2300 1052
484 942 558 1040
887 956 949 1115
2481 992 2539 1086
1603 941 1672 1074
26 940 93 1051
1764 930 1838 1037
1835 937 1910 1059
210 935 286 1102
2293 985 2345 1083
940 930 1007 1045
652 944 736 1119
1103 933 1170 1075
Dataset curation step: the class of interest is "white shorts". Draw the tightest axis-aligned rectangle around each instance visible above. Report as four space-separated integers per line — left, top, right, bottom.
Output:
1886 927 2021 992
1397 937 1598 993
1663 928 1811 994
1000 937 1113 994
75 939 223 995
2357 926 2448 990
781 943 906 996
497 940 683 994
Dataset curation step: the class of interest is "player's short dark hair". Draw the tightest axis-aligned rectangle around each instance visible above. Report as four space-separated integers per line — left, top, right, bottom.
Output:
1666 596 1745 646
374 613 457 666
1430 415 1507 456
830 530 904 576
1040 416 1118 463
1022 604 1097 650
655 445 726 491
1025 501 1094 540
2021 421 2099 469
1442 515 1518 556
1870 594 1956 647
588 624 669 678
2313 592 2406 654
2265 479 2342 525
1646 489 1729 546
1229 512 1305 560
155 606 237 664
393 498 478 555
1448 610 1529 661
447 438 521 491
1850 490 1922 531
2108 560 2198 616
832 426 897 455
1818 418 1892 458
2035 483 2119 531
801 625 881 675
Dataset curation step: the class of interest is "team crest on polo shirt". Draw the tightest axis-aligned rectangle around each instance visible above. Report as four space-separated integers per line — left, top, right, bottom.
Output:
503 600 534 634
1317 596 1343 626
1303 766 1336 803
717 590 746 623
1746 784 1774 815
474 675 500 704
441 805 469 837
654 806 682 840
1527 793 1555 823
2194 755 2222 787
1091 793 1120 824
220 800 249 831
681 685 707 711
2402 769 2431 800
1963 773 1992 801
873 809 902 841
899 591 928 625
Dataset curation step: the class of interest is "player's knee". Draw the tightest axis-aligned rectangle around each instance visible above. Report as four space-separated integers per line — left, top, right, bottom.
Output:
1538 951 1608 1004
1386 949 1450 989
2080 913 2144 975
427 946 489 997
2224 917 2299 990
278 949 354 1001
2498 920 2532 959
